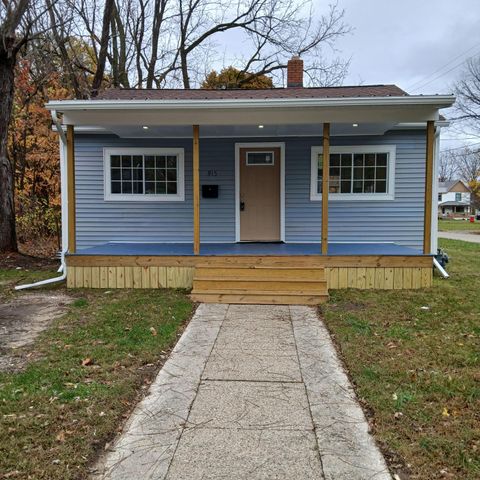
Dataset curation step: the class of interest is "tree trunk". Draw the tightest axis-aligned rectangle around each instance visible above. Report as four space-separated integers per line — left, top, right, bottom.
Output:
0 52 18 252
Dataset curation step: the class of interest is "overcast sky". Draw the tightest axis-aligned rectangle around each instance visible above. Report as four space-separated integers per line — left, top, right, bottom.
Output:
334 0 480 149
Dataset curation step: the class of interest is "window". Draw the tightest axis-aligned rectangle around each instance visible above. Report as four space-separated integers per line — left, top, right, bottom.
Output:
438 194 443 202
104 148 184 201
310 145 395 201
455 192 462 202
246 151 274 165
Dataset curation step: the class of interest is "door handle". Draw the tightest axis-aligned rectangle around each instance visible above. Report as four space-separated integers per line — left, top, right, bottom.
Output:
240 201 245 211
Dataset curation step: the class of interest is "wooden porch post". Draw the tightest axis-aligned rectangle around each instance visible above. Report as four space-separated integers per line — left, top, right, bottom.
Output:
423 120 435 254
193 125 200 255
322 123 330 255
66 125 76 253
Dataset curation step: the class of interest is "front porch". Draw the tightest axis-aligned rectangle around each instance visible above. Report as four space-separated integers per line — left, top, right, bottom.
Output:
65 241 433 294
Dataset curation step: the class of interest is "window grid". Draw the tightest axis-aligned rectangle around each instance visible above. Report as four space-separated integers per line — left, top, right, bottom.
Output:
317 152 388 195
110 154 178 196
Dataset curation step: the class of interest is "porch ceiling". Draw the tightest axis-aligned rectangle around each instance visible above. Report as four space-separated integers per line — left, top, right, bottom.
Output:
104 122 397 138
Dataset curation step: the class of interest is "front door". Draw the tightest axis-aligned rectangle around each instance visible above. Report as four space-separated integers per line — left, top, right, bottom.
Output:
239 147 281 241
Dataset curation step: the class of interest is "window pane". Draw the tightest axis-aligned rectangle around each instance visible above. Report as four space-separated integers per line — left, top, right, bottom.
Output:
340 180 351 193
122 182 132 194
156 182 166 194
353 167 363 179
317 180 322 194
365 167 375 180
364 180 374 193
166 169 177 181
375 180 387 193
246 152 274 165
167 182 177 194
156 170 166 181
330 184 340 193
111 168 121 180
111 155 120 168
330 154 340 166
330 167 340 177
111 181 121 194
376 167 387 180
145 169 155 181
341 167 352 180
145 156 155 169
156 156 166 169
365 154 375 167
145 181 155 194
133 181 143 194
341 154 352 167
122 168 132 180
317 153 323 168
133 169 143 181
133 155 143 168
377 153 387 166
122 156 132 167
353 154 363 167
353 180 363 193
167 156 177 168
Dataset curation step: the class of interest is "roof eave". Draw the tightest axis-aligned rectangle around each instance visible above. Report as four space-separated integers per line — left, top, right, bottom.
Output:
46 94 456 112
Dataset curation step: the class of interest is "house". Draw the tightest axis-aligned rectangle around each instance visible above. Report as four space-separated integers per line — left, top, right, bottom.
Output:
438 180 471 218
46 57 455 304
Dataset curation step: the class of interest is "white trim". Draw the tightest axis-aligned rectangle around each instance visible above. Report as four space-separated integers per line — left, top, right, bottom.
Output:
103 147 185 202
235 142 285 242
310 145 396 201
431 128 440 254
46 95 456 111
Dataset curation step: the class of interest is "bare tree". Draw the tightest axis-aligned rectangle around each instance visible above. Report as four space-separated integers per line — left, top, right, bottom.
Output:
438 151 458 182
454 56 480 137
47 0 350 93
0 0 32 252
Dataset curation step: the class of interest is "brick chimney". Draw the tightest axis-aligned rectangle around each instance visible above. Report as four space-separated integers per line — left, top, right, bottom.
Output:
287 56 304 88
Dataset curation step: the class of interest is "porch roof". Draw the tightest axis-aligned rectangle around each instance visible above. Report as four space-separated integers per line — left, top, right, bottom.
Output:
46 87 455 130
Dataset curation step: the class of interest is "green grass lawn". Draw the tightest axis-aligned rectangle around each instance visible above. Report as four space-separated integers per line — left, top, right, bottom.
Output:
438 218 480 232
0 274 193 479
321 239 480 480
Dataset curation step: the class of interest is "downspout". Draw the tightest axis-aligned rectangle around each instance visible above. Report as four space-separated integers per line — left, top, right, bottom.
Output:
15 111 68 290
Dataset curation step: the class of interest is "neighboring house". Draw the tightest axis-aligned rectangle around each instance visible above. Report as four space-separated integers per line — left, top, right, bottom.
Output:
438 180 472 218
46 56 455 303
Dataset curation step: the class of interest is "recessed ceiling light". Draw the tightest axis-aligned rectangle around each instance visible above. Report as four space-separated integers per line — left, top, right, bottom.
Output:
352 123 359 127
258 125 264 129
142 125 149 130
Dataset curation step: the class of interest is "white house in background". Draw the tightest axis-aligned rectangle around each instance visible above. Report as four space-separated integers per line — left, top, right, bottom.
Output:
438 180 471 218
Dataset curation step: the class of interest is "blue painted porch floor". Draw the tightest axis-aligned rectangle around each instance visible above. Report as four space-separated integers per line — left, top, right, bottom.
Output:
75 242 424 256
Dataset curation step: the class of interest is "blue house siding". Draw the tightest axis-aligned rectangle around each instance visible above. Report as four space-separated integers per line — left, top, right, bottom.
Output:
74 130 426 250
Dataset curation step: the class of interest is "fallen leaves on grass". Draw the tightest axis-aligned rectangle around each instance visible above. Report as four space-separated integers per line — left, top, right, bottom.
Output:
81 358 93 366
149 327 157 336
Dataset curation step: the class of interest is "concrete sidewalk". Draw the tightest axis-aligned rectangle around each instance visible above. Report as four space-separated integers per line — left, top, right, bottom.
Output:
438 231 480 243
94 304 391 480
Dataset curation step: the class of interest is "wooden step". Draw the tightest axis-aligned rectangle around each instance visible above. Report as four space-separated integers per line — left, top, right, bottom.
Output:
192 280 327 293
195 267 325 281
191 264 329 305
190 293 329 305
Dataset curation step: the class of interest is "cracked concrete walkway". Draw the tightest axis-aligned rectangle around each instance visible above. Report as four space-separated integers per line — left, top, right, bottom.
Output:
95 304 391 480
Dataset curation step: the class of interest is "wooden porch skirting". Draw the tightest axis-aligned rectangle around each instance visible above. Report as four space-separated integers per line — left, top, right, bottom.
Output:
65 255 433 290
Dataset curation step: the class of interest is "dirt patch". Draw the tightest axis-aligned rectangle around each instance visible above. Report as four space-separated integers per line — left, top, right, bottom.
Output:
0 293 72 371
0 252 57 270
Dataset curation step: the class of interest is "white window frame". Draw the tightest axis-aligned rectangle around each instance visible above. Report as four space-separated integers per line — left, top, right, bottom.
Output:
246 151 275 166
104 147 185 202
310 145 396 201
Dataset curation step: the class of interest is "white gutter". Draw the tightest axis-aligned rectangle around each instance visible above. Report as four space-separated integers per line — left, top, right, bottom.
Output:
433 258 450 278
45 94 456 111
15 111 68 290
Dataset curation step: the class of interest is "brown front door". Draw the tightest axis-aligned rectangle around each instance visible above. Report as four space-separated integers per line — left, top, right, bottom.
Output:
239 147 281 241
